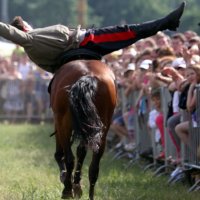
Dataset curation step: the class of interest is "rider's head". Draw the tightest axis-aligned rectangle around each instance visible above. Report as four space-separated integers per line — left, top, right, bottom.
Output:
11 16 33 32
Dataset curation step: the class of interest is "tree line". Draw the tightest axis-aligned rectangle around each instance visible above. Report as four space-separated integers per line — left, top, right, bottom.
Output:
0 0 199 34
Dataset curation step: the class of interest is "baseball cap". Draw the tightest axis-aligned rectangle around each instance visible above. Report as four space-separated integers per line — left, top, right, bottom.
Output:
172 57 186 68
139 59 152 70
124 63 135 75
126 63 135 71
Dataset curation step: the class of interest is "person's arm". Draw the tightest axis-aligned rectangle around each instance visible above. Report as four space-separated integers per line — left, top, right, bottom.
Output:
124 73 138 97
168 81 177 91
186 83 196 112
135 84 145 107
0 22 30 46
124 82 135 97
162 67 184 81
172 90 180 114
155 72 173 84
182 46 193 65
161 66 185 91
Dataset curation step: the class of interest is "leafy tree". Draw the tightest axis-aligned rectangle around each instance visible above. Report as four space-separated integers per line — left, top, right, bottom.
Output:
1 0 200 34
88 0 171 26
8 0 77 27
88 0 200 34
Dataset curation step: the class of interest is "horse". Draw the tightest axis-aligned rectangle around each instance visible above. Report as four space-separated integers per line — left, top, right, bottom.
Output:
50 54 117 199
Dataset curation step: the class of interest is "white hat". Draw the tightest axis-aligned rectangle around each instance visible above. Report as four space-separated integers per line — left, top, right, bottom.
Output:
172 57 186 68
126 63 135 71
139 59 152 70
124 63 135 76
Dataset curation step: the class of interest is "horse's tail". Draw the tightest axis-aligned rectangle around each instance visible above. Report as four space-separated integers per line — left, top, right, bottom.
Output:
68 75 104 152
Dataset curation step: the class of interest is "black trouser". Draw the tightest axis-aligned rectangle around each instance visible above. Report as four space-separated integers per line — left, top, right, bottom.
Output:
79 2 184 56
79 25 139 56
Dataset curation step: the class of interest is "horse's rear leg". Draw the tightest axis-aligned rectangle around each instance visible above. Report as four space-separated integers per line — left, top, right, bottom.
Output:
73 141 88 198
54 113 74 199
62 145 75 199
54 136 66 183
89 141 106 200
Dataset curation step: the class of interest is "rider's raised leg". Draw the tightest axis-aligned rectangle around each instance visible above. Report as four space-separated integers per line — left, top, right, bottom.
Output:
79 2 185 55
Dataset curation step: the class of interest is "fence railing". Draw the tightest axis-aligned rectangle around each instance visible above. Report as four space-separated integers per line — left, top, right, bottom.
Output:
112 84 200 191
0 78 53 123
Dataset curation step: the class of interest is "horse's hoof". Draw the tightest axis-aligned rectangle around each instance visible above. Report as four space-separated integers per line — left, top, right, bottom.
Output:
61 189 74 199
60 170 67 183
73 183 83 198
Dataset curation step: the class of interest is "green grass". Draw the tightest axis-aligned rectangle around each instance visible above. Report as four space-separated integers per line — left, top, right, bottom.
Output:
0 124 200 200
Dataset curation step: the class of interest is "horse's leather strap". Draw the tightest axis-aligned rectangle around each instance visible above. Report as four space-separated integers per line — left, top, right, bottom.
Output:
59 48 102 67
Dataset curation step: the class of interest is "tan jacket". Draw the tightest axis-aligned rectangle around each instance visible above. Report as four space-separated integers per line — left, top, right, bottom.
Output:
0 22 81 73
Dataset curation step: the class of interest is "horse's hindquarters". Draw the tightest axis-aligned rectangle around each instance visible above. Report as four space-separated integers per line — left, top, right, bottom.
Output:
50 59 117 200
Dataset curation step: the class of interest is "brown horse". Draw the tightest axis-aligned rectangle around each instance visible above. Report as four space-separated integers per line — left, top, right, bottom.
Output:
50 59 117 199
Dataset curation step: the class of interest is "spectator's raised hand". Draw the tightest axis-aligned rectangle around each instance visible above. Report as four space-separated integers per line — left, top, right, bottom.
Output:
182 46 192 63
162 66 177 77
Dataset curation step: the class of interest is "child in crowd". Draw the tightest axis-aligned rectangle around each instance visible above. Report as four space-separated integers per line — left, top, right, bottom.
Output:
148 88 165 159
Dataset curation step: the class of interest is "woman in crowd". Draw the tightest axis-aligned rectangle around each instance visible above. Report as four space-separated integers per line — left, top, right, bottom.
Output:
175 64 200 145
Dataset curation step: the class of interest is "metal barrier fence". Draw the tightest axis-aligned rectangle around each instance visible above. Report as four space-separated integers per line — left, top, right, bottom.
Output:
132 90 151 155
146 87 178 173
111 85 200 190
182 85 200 169
1 78 200 170
2 76 199 191
1 78 200 189
0 78 53 123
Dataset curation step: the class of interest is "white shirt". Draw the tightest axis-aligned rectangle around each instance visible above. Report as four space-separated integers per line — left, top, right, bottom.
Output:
172 90 180 113
148 109 161 143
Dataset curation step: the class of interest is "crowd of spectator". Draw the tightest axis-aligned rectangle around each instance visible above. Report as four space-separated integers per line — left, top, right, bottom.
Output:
0 45 53 123
104 30 200 146
102 30 200 184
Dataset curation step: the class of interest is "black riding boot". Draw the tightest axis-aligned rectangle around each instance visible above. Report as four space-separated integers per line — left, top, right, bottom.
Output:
129 1 186 40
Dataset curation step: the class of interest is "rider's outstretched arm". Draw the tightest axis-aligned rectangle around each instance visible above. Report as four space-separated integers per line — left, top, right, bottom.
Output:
0 22 30 46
